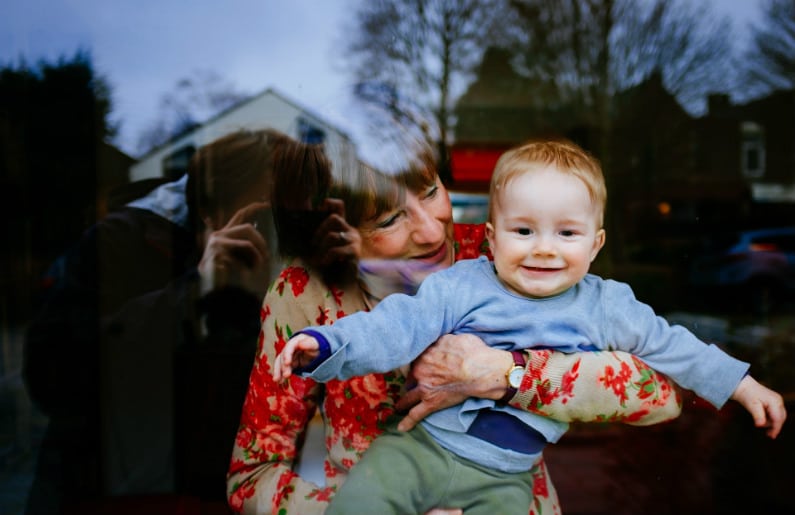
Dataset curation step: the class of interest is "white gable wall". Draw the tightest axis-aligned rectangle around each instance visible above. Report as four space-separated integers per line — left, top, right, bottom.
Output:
129 89 357 182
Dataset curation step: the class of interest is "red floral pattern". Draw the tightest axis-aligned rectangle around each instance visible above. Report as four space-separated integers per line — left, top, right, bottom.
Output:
454 223 493 261
514 350 681 426
274 266 310 298
228 257 410 515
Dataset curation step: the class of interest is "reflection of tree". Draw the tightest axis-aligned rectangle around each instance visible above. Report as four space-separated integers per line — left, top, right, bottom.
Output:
508 0 732 136
0 51 119 320
342 0 505 180
744 0 795 95
0 51 115 249
137 69 250 155
457 0 733 263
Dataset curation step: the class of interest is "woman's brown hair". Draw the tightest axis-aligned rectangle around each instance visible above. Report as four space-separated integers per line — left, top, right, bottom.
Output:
270 135 334 259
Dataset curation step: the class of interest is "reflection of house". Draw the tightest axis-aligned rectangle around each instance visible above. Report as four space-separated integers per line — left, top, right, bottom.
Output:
611 76 753 248
452 54 795 256
97 142 137 217
698 90 795 207
451 47 569 191
130 87 357 181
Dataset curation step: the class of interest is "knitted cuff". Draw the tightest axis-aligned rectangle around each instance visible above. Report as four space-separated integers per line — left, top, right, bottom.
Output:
511 349 569 408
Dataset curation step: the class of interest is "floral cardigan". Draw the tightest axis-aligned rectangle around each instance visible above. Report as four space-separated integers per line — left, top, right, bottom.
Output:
226 224 681 515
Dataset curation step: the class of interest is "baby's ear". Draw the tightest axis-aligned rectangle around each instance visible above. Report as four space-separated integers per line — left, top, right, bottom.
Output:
591 229 606 262
485 222 495 246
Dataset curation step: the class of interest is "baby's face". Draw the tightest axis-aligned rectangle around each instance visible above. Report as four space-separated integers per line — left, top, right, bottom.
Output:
486 167 605 298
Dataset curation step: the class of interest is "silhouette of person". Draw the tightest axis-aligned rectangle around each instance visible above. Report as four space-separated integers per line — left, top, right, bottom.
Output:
23 128 357 513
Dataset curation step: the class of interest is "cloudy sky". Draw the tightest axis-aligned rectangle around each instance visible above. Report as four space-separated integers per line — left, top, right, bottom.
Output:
1 0 761 162
2 0 365 156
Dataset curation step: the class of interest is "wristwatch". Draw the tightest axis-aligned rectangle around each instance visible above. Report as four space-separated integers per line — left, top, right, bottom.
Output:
498 350 527 404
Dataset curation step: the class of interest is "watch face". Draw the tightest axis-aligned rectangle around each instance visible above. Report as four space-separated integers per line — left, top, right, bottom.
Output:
508 367 524 388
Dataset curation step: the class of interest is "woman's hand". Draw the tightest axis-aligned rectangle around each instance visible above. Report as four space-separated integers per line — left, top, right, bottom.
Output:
396 334 512 431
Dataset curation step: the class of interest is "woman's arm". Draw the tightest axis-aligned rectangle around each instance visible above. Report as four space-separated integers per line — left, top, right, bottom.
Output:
226 266 332 515
512 348 682 425
397 334 681 432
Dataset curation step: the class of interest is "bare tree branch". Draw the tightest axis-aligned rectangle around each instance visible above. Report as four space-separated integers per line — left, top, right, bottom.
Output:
509 0 733 116
744 0 795 95
136 69 251 154
342 0 506 180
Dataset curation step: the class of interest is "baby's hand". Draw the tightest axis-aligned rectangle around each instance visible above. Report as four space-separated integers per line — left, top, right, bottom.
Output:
730 375 787 439
273 334 321 382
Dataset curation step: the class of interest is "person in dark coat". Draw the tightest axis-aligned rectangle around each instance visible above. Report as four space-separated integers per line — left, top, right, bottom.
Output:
22 128 358 514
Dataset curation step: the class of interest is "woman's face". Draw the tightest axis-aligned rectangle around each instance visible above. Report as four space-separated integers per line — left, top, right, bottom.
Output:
358 177 455 267
201 170 272 231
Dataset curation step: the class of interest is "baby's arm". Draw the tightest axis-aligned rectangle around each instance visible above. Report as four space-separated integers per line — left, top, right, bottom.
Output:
730 375 787 439
273 333 320 381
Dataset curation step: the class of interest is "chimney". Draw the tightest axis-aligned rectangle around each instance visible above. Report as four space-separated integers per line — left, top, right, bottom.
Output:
707 93 730 115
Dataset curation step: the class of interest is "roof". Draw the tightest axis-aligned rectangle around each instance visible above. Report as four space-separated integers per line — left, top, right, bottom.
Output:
135 86 353 160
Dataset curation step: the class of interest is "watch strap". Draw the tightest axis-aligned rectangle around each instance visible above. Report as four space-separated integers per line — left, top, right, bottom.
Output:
497 350 527 405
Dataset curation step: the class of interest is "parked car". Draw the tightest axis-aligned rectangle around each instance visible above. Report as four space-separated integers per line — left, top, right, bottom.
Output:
688 226 795 313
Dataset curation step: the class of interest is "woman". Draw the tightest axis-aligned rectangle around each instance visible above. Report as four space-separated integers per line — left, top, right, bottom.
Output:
227 149 681 514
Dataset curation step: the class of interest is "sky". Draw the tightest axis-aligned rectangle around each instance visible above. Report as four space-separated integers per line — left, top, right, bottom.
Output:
1 0 365 158
1 0 763 163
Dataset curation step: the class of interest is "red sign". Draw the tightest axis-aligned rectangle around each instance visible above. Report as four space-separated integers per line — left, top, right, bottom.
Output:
450 146 507 184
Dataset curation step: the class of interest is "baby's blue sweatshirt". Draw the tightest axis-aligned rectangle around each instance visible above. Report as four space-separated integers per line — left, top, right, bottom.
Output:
302 256 749 473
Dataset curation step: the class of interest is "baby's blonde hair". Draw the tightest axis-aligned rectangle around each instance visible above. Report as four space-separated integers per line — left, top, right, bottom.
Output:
488 139 607 226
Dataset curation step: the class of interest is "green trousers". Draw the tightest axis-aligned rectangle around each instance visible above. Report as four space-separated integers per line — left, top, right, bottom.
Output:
326 422 535 515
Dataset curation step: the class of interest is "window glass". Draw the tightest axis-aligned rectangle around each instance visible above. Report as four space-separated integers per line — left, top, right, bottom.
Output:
1 2 793 514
